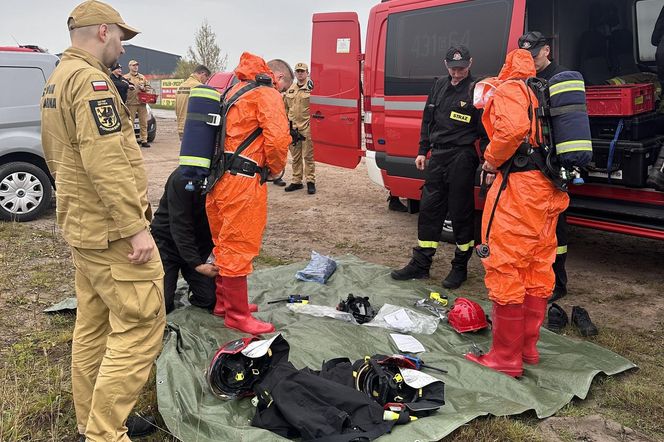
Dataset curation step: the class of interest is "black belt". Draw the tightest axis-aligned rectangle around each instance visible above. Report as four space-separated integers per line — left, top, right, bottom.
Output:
223 153 268 183
502 154 540 173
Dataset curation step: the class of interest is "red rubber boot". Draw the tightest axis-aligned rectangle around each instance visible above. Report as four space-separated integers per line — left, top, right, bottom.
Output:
522 295 548 364
465 303 524 377
223 276 275 335
212 276 257 317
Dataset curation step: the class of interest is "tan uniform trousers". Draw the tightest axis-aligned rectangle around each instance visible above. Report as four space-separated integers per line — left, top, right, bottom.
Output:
127 104 148 143
71 237 165 441
290 129 315 184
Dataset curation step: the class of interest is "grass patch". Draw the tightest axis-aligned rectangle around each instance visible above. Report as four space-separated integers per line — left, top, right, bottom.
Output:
254 253 291 267
449 416 544 441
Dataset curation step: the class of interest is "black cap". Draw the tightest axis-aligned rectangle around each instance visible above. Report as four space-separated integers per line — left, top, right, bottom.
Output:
111 63 121 70
445 45 471 68
518 31 547 56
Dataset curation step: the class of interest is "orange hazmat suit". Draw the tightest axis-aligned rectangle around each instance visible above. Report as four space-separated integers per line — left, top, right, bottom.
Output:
206 52 291 277
480 49 569 306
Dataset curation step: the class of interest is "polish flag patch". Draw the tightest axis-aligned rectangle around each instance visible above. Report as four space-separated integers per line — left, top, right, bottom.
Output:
91 80 109 91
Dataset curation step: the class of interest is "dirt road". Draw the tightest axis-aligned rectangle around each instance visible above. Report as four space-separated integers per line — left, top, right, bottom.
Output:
136 112 663 334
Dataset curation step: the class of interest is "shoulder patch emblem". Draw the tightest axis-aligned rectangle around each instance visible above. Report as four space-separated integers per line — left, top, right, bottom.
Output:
307 79 314 91
460 100 467 107
89 98 121 135
91 80 109 92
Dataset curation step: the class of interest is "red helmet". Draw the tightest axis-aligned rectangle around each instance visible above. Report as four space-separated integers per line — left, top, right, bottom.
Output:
447 298 489 333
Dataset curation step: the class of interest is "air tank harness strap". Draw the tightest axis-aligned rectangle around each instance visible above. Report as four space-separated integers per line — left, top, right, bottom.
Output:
224 150 269 183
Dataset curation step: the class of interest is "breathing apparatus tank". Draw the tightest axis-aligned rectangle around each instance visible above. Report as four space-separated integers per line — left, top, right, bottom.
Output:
543 71 593 178
178 85 222 190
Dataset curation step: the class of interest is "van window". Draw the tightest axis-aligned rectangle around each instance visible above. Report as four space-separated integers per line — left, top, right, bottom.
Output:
385 0 513 96
635 0 664 62
0 67 45 107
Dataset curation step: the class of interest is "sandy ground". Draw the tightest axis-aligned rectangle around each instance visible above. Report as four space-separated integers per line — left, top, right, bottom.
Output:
119 110 663 335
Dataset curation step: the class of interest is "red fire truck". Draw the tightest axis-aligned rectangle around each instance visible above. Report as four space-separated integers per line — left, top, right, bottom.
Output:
309 0 664 240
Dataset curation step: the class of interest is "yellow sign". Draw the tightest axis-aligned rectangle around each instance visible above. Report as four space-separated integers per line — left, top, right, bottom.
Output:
161 78 184 106
634 96 644 105
450 111 471 123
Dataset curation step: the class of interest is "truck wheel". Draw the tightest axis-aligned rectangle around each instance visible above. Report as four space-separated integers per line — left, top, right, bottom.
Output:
0 162 53 222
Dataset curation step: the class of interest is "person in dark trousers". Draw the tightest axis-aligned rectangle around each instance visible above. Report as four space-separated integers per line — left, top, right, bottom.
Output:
391 45 486 289
519 31 570 302
109 63 132 103
150 166 218 313
653 5 664 106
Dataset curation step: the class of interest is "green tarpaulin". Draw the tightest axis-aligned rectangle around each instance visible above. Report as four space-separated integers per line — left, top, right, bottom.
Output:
156 256 636 441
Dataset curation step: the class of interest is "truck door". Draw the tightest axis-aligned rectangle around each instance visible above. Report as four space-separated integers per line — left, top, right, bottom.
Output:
310 12 362 168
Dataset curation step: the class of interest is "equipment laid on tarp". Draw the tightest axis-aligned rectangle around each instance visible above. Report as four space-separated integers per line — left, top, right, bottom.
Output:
295 251 337 283
156 256 636 442
337 293 376 324
207 334 289 400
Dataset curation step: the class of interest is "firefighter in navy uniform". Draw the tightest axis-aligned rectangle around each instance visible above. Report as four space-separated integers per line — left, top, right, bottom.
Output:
519 31 570 302
391 45 486 289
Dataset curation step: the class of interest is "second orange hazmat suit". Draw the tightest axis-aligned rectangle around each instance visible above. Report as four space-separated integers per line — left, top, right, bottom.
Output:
206 52 291 335
465 49 569 376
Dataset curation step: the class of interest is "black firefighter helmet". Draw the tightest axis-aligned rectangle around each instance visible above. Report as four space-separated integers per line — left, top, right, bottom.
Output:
207 334 290 400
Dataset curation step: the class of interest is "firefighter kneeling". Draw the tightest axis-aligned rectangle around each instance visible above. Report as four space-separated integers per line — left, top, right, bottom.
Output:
467 49 569 377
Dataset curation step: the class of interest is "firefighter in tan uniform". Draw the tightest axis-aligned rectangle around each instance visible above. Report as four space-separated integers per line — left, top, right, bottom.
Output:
124 59 151 147
175 64 211 140
283 62 316 194
40 1 164 440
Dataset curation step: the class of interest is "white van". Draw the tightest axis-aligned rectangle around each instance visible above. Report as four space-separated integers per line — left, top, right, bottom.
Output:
0 47 58 221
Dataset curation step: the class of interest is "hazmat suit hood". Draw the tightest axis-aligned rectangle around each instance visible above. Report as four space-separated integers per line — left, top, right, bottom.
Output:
497 49 537 81
234 52 276 86
473 50 536 109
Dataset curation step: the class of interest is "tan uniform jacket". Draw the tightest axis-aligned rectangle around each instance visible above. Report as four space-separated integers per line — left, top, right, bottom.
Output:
284 79 312 132
123 71 150 105
41 47 150 249
175 74 202 135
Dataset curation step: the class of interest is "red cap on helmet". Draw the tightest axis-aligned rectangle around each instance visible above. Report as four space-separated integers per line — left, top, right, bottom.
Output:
448 298 489 332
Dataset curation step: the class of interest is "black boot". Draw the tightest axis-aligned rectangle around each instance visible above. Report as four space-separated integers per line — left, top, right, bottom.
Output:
550 252 568 303
442 249 473 289
388 195 408 212
545 303 568 333
391 247 435 280
126 414 157 438
571 306 598 337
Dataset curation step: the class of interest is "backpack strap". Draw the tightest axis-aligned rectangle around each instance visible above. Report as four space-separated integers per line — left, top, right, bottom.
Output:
205 81 267 193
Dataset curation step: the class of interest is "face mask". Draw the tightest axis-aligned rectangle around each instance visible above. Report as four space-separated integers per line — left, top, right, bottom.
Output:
473 81 496 109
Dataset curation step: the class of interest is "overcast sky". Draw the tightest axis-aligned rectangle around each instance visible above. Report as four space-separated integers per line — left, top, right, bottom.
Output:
1 0 377 69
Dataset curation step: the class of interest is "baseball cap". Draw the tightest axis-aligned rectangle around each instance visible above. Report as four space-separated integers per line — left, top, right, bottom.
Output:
445 45 471 68
518 31 547 57
294 62 308 71
68 0 140 41
128 59 139 66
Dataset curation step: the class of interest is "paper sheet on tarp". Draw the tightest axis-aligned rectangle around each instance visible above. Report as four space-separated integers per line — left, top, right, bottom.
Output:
156 255 636 442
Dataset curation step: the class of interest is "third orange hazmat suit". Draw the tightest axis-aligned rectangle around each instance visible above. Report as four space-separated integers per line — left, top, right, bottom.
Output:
206 52 291 335
465 49 569 376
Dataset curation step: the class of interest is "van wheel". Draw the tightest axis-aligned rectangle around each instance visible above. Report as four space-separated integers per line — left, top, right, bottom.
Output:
0 162 53 222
